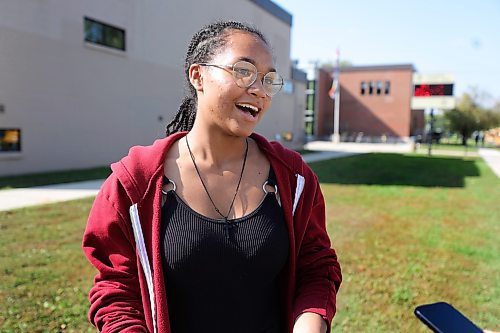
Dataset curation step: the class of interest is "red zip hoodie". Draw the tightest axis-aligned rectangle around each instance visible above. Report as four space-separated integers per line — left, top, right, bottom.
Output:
83 132 342 332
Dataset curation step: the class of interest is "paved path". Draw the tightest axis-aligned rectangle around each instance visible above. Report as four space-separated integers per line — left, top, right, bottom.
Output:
1 144 498 212
0 180 104 212
304 141 414 153
478 148 500 177
302 151 357 163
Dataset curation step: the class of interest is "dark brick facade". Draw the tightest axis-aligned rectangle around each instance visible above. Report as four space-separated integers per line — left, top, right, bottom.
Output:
338 65 415 138
314 64 425 140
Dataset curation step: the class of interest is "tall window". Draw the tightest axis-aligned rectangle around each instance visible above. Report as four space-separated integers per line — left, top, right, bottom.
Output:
84 17 126 51
385 81 391 95
360 81 366 95
376 81 382 95
0 128 21 152
369 81 374 95
305 80 316 136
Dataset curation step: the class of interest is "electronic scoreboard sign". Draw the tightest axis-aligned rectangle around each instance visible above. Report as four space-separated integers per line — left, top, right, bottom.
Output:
414 84 453 97
411 74 455 110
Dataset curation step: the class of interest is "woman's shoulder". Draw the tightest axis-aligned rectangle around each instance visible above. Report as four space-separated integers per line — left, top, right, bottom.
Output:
106 133 186 202
251 133 304 172
113 133 185 174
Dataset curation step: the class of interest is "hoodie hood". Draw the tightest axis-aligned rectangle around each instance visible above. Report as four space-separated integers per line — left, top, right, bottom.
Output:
110 132 186 204
110 131 303 204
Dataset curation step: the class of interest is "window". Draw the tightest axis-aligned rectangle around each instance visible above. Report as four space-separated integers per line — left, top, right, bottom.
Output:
282 80 294 94
369 81 374 95
306 94 315 111
385 81 391 95
84 17 126 51
0 128 21 152
376 81 382 95
360 81 366 95
305 80 316 136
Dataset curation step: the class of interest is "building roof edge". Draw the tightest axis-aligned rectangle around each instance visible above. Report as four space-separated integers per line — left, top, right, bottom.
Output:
341 64 416 72
248 0 293 26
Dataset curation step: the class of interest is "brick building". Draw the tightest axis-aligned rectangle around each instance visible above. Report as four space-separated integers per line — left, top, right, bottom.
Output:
309 64 425 142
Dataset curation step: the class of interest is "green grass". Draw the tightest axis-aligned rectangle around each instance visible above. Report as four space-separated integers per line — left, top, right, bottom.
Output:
0 167 111 190
311 154 499 332
0 153 499 332
0 198 96 332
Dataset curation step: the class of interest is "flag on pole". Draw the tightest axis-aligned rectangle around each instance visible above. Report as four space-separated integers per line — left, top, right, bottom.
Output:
328 79 338 99
329 48 340 99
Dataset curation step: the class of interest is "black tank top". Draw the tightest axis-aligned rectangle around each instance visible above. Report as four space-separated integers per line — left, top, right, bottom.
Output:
160 169 289 333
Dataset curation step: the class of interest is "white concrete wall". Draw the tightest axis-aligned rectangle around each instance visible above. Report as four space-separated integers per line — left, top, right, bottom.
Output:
0 0 304 176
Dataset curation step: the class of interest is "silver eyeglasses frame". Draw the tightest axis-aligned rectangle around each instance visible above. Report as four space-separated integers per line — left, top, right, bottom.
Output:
198 60 283 97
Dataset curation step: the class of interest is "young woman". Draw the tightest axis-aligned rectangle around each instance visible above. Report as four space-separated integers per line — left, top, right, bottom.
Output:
83 21 342 333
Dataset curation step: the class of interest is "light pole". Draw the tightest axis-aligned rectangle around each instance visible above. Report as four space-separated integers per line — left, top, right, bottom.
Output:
428 108 435 156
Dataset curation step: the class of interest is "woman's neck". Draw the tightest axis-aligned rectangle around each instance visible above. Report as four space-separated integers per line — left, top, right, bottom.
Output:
185 128 249 168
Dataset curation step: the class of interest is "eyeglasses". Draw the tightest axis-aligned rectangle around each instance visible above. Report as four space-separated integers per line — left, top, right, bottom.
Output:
198 61 283 97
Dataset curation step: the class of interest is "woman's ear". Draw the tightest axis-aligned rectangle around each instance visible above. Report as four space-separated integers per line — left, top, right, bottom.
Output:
188 64 204 92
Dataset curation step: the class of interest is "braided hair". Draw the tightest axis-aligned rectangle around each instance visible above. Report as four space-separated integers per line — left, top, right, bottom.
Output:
165 21 268 136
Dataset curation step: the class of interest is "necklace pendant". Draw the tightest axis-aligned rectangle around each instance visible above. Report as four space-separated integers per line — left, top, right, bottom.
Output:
223 219 230 239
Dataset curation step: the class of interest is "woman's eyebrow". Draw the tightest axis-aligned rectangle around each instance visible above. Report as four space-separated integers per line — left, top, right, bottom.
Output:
235 56 276 72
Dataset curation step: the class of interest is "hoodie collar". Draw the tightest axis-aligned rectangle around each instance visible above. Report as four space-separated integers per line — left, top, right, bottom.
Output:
111 131 299 204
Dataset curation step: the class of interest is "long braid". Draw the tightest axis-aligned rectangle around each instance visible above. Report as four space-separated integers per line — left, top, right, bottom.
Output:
165 21 268 136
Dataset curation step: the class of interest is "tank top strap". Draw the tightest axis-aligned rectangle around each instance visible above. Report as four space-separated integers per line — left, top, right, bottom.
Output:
263 167 280 208
267 167 277 186
162 176 176 192
162 176 177 207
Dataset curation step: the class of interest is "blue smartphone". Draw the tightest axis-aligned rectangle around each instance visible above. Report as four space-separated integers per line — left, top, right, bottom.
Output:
414 302 483 333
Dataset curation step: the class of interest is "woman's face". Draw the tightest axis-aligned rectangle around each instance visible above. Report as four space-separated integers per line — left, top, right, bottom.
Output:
193 31 275 137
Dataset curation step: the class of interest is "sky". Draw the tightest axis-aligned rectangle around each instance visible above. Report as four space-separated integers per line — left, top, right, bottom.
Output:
272 0 500 107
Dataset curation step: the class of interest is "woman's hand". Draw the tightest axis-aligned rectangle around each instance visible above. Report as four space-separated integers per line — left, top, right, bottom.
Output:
293 312 328 333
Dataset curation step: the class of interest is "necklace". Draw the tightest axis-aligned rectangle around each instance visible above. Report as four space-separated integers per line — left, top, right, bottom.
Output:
185 136 249 239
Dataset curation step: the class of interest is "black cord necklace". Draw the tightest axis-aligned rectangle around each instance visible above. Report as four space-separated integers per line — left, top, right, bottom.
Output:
185 136 249 239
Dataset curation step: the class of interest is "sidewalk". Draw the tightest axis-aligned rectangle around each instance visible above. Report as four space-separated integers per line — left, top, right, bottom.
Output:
478 148 500 177
304 141 413 154
0 179 104 212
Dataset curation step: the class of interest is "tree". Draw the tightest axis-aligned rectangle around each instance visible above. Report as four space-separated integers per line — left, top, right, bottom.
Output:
320 60 353 72
479 108 500 130
445 92 500 146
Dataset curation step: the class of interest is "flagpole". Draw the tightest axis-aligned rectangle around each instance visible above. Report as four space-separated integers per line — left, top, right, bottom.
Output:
332 83 340 143
332 48 340 143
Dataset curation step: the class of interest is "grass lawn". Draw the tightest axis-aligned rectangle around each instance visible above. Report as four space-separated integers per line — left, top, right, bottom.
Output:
313 154 500 332
1 153 499 332
0 198 96 332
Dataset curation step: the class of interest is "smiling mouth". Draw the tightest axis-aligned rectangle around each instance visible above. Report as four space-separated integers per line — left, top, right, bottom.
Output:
236 103 260 117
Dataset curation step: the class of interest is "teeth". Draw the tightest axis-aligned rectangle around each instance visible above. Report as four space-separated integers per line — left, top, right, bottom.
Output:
236 103 259 113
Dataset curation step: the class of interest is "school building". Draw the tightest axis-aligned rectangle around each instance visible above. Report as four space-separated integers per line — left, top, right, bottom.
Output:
306 64 437 142
0 0 307 176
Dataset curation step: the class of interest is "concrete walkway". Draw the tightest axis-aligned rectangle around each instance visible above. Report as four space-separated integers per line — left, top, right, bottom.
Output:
478 148 500 177
1 144 498 212
302 151 358 163
0 179 105 211
304 141 413 154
